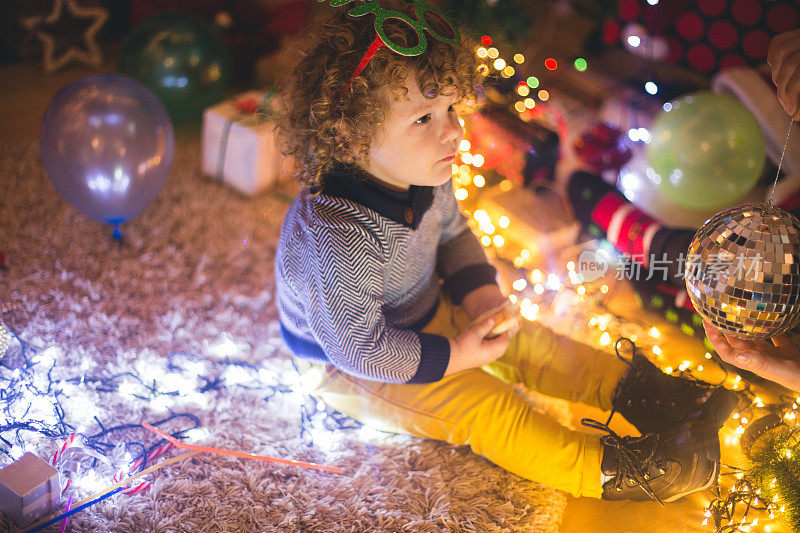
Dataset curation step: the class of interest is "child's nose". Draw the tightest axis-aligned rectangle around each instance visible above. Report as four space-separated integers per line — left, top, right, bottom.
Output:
441 114 463 144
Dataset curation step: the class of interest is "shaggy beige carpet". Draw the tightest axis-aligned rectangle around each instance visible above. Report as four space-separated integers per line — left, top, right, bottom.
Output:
0 140 569 532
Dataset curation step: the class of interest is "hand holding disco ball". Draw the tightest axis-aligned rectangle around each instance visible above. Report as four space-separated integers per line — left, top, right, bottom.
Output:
647 92 765 210
703 320 800 392
39 73 175 239
685 203 800 340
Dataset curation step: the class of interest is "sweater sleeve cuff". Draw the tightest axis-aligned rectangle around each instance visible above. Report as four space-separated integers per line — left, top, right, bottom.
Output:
407 332 451 384
441 263 498 304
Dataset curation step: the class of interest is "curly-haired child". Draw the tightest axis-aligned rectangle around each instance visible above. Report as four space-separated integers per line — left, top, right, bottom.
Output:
275 0 738 502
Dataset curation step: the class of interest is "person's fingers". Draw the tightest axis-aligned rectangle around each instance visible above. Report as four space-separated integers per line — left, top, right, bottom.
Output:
783 62 800 118
732 350 800 391
774 50 800 115
703 320 730 348
485 331 511 350
474 317 495 336
769 29 800 66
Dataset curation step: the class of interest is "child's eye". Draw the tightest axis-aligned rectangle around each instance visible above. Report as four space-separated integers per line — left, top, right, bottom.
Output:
415 114 431 125
448 105 456 112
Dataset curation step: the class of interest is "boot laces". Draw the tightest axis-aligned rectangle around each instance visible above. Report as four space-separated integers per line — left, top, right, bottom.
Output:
582 418 669 506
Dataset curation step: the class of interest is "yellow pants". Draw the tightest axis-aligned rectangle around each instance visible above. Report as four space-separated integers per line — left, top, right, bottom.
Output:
299 293 630 498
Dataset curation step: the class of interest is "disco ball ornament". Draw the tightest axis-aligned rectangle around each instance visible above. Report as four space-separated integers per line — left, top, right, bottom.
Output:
685 203 800 339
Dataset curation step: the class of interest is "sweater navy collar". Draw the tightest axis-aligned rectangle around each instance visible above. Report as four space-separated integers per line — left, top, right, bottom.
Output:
319 165 434 230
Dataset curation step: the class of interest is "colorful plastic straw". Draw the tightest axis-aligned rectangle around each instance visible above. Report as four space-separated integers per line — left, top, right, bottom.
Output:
141 423 343 473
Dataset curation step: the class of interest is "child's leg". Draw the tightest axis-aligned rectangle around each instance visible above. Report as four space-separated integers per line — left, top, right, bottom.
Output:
305 362 604 498
449 302 629 411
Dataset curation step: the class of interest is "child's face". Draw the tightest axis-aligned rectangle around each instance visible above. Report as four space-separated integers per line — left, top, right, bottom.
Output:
362 78 463 190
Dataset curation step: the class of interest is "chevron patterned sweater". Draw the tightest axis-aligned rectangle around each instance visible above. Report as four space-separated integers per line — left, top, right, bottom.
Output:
275 165 498 384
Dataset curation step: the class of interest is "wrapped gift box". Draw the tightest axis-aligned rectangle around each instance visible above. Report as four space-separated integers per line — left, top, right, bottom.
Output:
464 104 559 188
0 452 60 527
201 90 293 196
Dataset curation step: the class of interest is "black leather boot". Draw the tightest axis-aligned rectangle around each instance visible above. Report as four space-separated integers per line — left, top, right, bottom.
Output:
611 338 740 435
583 418 721 504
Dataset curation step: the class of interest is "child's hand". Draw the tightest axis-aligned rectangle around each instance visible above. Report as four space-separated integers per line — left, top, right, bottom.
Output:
768 29 800 120
703 320 800 392
444 314 511 376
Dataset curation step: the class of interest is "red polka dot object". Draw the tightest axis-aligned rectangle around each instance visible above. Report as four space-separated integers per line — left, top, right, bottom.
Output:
610 0 799 75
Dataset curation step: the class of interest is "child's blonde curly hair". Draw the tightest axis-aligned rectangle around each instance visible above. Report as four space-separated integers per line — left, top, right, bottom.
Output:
278 2 488 190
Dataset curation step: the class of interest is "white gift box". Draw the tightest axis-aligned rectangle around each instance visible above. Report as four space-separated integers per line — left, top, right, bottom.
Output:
201 90 292 196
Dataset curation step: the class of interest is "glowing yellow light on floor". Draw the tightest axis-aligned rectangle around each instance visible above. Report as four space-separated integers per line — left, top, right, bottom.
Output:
451 164 458 174
473 209 488 222
679 360 690 371
567 261 575 271
477 47 488 58
521 302 539 321
493 235 505 247
577 285 586 295
459 164 470 174
524 98 535 109
653 344 662 355
513 278 527 291
500 180 513 191
649 327 660 338
487 47 499 59
502 65 515 77
697 365 703 371
705 352 712 359
538 89 549 101
459 174 471 186
600 332 611 345
531 269 543 283
601 285 609 293
472 154 484 167
514 53 525 64
454 188 468 201
473 174 485 187
481 223 495 235
481 235 491 246
520 249 530 259
665 366 673 374
514 257 525 267
498 216 510 228
630 334 637 341
461 153 473 165
459 139 471 151
514 101 526 113
517 85 530 97
459 118 465 127
493 58 506 70
534 284 544 294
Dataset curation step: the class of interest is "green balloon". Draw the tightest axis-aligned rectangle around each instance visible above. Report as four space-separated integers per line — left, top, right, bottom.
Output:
119 11 230 123
646 92 765 210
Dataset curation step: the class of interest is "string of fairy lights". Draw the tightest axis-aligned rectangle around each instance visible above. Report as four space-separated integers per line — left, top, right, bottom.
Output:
450 38 800 532
2 35 798 533
0 306 356 529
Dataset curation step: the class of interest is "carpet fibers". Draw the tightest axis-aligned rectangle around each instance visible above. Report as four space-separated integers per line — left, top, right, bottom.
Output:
0 141 567 532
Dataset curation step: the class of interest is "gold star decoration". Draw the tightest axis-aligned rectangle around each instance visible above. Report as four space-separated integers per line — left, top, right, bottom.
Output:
21 0 109 74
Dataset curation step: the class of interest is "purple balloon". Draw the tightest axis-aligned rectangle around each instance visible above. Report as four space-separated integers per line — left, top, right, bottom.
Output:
39 73 174 229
